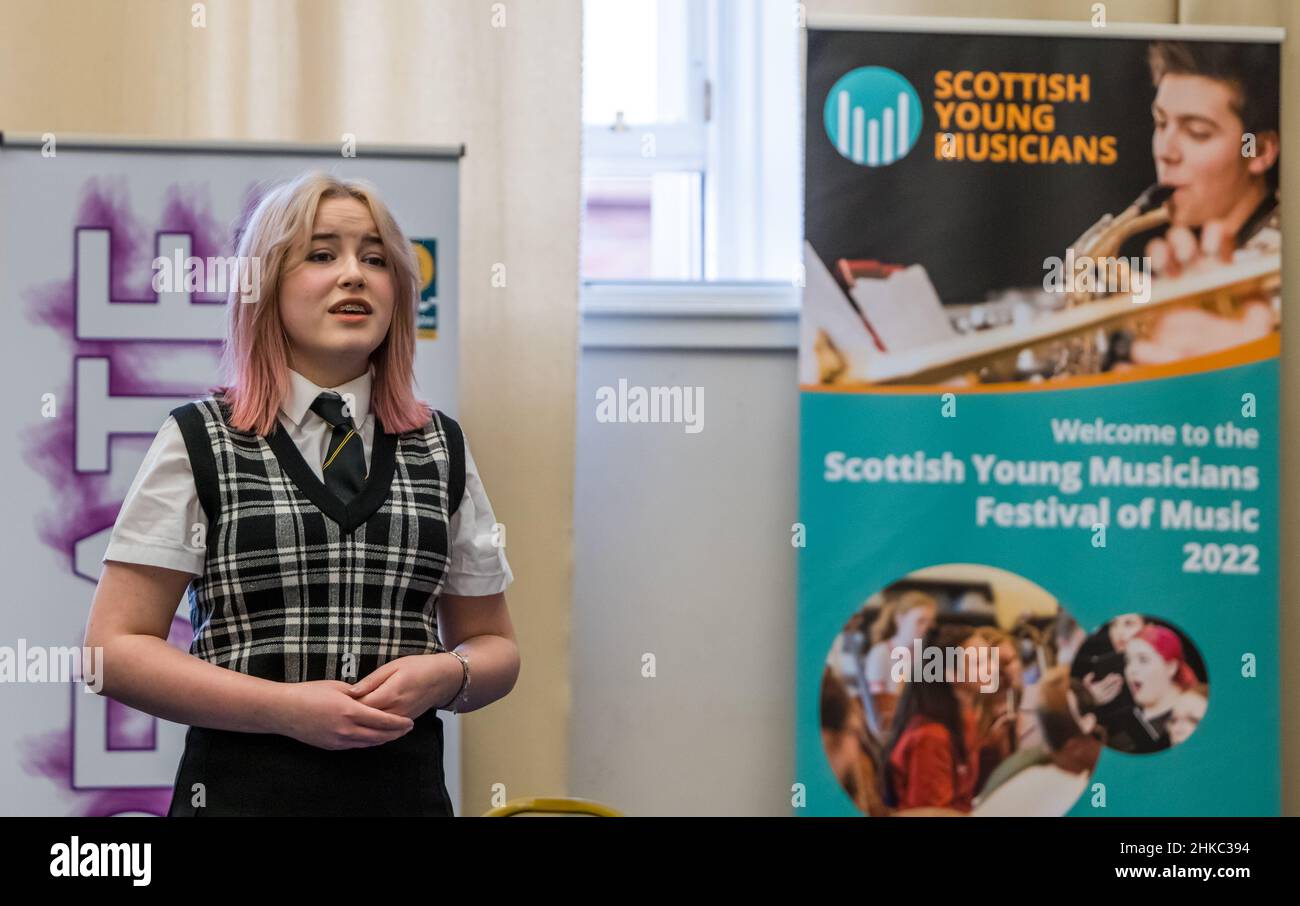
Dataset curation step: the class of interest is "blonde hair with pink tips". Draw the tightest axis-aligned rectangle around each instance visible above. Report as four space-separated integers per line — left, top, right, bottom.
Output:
215 171 432 436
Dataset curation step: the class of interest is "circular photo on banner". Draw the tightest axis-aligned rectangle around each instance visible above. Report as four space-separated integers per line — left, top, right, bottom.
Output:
820 563 1101 817
1068 614 1208 755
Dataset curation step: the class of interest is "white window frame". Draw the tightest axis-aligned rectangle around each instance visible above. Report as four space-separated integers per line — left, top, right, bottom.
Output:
704 0 801 283
583 0 708 284
582 0 801 284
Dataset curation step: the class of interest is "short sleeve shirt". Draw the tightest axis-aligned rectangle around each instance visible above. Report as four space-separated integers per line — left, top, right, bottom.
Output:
102 368 513 597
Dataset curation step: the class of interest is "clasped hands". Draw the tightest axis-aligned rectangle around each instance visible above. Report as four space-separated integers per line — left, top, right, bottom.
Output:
276 653 463 751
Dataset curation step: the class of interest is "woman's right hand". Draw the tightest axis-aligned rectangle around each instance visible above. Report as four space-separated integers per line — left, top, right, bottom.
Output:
1083 671 1124 706
274 680 415 750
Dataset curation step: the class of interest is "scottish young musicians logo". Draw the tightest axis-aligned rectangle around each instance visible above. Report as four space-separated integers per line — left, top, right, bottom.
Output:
823 66 922 166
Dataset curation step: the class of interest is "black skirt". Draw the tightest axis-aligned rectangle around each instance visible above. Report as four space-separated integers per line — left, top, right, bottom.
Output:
167 708 454 817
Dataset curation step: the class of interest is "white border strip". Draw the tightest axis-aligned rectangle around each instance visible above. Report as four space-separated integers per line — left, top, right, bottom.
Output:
582 281 800 317
0 131 465 160
806 14 1284 43
580 282 800 349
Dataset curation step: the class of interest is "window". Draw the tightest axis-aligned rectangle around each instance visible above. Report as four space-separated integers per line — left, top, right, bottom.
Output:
582 0 800 283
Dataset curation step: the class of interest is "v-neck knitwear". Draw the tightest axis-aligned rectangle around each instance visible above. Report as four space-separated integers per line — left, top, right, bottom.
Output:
103 367 512 597
160 384 468 816
165 392 460 683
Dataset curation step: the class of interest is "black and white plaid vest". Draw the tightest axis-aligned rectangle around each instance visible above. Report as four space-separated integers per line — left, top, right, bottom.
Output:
169 393 465 684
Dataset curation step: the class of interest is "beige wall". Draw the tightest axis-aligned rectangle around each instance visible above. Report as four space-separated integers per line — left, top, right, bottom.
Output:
0 0 580 814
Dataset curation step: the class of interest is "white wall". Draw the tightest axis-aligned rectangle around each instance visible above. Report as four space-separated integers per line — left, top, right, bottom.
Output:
570 288 801 815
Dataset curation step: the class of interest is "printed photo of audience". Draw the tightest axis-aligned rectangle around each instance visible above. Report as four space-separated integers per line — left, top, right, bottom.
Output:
822 565 1112 817
821 573 1212 816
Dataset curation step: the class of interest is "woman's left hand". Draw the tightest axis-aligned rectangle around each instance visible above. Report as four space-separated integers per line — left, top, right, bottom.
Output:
347 654 462 719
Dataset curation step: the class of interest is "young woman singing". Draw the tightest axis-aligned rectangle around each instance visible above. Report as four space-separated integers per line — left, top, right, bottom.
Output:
84 171 519 816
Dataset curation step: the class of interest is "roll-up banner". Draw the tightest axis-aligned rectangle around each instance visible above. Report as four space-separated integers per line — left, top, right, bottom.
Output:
0 136 461 815
798 18 1282 816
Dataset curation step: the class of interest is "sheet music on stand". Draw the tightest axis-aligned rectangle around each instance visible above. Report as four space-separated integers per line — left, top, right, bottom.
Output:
849 265 955 352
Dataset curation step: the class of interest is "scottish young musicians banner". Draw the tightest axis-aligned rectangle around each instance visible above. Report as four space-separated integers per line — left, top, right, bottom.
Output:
798 19 1281 816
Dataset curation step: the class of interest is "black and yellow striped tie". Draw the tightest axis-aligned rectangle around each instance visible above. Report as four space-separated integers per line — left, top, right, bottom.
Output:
309 392 367 504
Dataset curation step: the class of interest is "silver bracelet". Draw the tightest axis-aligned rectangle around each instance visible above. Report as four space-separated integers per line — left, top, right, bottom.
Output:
442 650 471 713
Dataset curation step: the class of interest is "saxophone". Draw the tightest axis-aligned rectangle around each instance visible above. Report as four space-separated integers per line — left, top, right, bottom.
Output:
1052 183 1173 374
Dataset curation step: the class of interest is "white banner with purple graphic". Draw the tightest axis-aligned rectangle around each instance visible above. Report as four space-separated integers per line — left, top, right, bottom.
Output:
0 136 461 815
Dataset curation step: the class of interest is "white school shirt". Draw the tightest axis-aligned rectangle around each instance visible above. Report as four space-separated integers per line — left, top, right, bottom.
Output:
102 367 513 597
